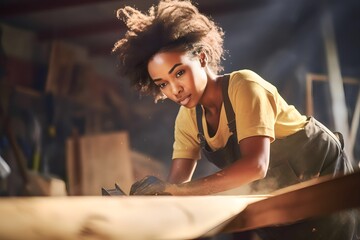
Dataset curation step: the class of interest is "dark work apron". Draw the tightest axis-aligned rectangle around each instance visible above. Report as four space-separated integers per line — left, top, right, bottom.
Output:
196 75 357 240
196 75 240 170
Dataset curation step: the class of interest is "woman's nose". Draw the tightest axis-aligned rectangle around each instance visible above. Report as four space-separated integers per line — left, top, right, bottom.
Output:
171 83 183 96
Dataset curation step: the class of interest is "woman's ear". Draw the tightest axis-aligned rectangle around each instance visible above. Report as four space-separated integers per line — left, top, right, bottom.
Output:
198 52 207 67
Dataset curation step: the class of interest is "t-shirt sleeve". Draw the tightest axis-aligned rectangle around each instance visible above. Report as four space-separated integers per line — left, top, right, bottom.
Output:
172 107 201 160
230 70 277 142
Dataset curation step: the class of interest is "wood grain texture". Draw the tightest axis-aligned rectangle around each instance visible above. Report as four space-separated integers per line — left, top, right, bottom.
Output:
223 171 360 233
0 195 265 240
0 172 358 239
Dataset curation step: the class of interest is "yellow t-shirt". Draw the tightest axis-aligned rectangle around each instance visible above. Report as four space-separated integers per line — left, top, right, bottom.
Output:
172 69 308 160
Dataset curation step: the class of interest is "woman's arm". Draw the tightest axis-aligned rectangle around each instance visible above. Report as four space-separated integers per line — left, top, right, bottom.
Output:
167 158 198 184
166 136 270 195
129 159 197 195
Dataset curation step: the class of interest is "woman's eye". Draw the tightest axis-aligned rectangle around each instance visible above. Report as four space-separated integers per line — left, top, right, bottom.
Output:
175 70 185 78
158 83 168 89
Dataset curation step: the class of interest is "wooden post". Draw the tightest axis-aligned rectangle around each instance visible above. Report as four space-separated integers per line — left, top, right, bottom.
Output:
321 7 354 163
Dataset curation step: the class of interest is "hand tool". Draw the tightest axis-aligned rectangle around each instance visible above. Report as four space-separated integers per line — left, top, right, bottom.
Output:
101 183 127 196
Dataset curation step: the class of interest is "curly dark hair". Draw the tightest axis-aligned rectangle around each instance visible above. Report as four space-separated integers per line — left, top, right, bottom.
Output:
113 0 225 98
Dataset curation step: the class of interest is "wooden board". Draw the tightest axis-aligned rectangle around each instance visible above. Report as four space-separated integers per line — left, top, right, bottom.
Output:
26 170 67 196
223 171 360 233
0 172 359 240
0 195 265 240
45 41 78 96
66 131 134 195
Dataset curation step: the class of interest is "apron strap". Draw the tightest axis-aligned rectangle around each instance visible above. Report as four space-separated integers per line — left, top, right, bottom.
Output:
196 105 206 148
196 74 237 148
221 75 237 134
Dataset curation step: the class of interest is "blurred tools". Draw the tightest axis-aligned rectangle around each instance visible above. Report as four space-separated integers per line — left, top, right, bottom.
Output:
0 155 10 179
0 155 10 195
0 84 66 196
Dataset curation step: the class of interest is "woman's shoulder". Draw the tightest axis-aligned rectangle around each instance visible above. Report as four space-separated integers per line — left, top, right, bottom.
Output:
229 69 266 84
230 69 261 79
229 69 277 94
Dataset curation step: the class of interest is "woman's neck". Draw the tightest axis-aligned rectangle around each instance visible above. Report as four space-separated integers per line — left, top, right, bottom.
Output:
199 73 223 114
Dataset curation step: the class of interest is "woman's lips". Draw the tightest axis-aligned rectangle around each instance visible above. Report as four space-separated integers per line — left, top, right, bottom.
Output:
179 95 191 106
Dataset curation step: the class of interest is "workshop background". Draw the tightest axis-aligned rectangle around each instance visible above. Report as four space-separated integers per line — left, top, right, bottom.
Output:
0 0 359 196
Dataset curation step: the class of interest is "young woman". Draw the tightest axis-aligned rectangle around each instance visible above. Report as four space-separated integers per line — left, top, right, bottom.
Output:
113 1 357 239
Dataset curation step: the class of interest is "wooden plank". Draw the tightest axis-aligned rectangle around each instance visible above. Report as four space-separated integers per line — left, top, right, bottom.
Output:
0 172 359 239
45 41 77 96
66 131 134 196
26 170 67 196
222 171 360 233
66 129 82 195
321 8 353 163
0 195 265 240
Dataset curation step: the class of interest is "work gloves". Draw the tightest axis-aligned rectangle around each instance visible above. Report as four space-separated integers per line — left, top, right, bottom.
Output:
130 176 172 195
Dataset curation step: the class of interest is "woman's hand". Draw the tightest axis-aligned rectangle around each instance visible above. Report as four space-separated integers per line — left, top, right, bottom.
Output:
130 176 175 195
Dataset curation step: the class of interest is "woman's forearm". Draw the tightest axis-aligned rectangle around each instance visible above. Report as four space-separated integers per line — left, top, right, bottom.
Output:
167 136 270 195
167 158 198 184
169 156 267 195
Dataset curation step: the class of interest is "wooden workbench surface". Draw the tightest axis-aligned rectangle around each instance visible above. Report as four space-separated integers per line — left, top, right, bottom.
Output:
0 195 266 240
0 171 359 240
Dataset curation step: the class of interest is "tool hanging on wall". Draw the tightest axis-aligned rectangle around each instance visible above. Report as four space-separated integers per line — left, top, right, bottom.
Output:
0 155 11 195
0 155 11 179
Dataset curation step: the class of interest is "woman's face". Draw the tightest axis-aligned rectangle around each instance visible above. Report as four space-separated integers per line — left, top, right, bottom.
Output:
147 50 208 108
